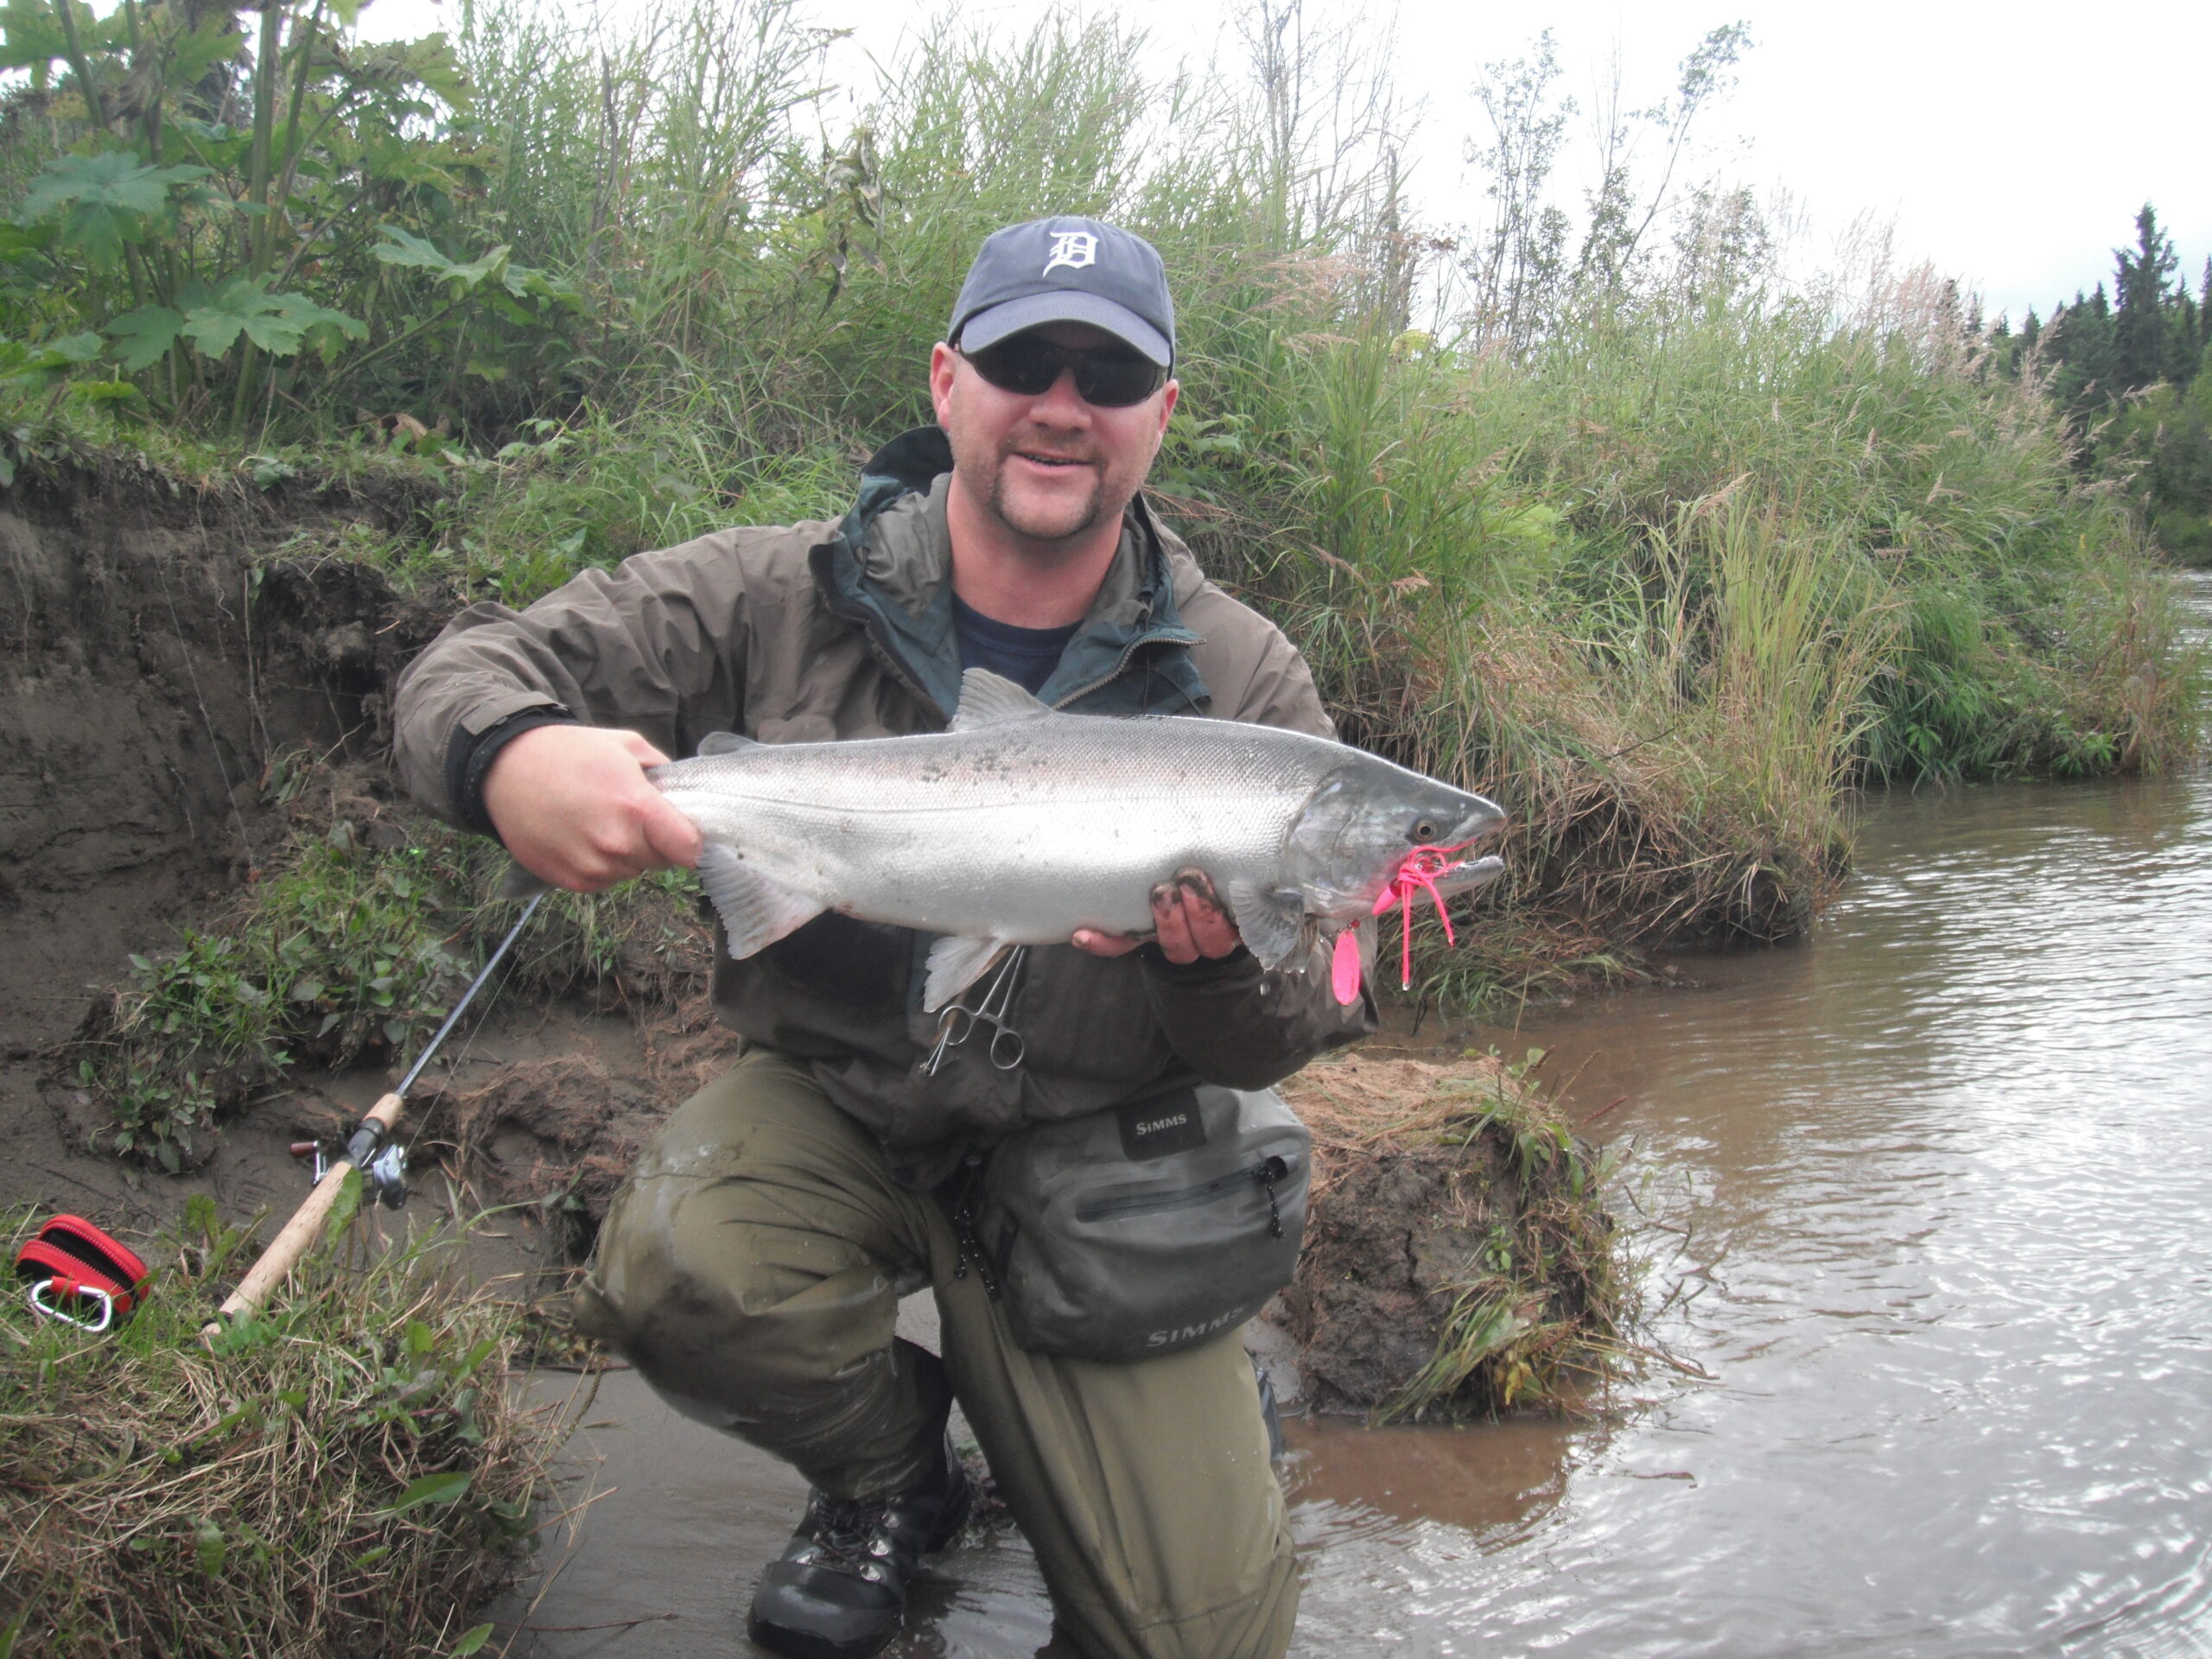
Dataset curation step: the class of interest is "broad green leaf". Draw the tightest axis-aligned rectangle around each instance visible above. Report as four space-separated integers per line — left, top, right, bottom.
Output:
181 281 362 360
443 245 510 291
166 16 245 88
373 227 519 296
170 118 252 174
72 379 143 407
0 221 54 263
381 1470 473 1516
448 1624 496 1657
29 333 102 368
268 291 367 361
401 35 470 107
3 332 102 389
372 225 459 279
18 152 209 269
105 305 185 373
0 0 69 84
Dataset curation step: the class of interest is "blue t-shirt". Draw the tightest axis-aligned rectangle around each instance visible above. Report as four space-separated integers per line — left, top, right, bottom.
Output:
951 593 1079 696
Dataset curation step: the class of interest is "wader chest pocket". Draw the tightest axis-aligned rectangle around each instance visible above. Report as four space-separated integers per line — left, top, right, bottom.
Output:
969 1085 1310 1362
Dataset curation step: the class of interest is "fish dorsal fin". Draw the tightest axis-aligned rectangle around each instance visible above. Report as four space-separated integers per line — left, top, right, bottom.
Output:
696 843 825 957
1223 879 1307 970
947 669 1052 733
696 730 760 757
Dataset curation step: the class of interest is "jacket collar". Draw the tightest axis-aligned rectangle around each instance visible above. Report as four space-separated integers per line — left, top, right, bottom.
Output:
810 426 1208 723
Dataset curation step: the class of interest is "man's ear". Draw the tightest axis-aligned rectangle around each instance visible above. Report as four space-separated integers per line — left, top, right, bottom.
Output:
1157 378 1179 435
929 342 958 425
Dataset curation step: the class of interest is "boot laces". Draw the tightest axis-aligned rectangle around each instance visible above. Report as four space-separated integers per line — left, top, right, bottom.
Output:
802 1496 902 1581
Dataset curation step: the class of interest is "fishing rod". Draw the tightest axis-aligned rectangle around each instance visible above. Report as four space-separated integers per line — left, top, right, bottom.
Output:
200 893 545 1346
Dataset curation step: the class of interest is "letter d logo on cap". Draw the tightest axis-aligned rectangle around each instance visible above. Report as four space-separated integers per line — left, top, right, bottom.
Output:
1044 231 1097 275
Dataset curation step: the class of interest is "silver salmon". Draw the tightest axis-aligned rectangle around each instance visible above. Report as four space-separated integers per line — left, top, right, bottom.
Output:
645 668 1506 1010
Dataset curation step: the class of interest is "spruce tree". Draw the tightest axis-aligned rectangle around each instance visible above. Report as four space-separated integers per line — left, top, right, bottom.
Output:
2112 204 2178 393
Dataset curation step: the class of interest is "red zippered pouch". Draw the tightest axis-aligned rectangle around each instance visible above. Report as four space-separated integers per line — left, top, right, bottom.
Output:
14 1215 151 1329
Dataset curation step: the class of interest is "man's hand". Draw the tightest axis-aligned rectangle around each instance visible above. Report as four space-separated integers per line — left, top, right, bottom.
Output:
1072 868 1243 964
482 724 702 892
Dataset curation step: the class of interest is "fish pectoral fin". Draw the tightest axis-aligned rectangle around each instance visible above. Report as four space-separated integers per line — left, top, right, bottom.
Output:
946 668 1053 733
1222 880 1306 970
696 843 825 957
695 729 760 757
922 934 1011 1013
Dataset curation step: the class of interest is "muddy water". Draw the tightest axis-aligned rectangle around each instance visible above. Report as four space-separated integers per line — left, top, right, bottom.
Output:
507 592 2212 1656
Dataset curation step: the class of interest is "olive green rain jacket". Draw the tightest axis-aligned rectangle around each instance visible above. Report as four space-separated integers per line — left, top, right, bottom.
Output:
392 428 1375 1182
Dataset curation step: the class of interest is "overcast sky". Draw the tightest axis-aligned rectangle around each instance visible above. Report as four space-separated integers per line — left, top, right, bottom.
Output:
367 0 2209 326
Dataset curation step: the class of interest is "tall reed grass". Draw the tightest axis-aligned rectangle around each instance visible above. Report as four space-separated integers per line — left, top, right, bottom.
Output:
429 3 2205 981
4 0 2199 988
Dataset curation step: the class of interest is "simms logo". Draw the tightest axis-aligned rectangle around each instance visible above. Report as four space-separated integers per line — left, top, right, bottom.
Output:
1145 1305 1248 1349
1132 1110 1191 1139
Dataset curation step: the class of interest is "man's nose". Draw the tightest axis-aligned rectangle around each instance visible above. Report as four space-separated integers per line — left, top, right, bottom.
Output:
1029 367 1093 423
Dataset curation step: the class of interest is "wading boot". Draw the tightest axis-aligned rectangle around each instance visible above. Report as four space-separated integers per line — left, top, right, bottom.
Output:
747 1433 973 1658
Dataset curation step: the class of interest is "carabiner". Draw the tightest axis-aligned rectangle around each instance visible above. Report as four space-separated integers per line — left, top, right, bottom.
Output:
27 1278 116 1333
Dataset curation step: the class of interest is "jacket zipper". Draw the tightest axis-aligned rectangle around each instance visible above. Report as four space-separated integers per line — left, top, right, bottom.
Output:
812 531 1198 720
808 541 953 723
1050 636 1154 710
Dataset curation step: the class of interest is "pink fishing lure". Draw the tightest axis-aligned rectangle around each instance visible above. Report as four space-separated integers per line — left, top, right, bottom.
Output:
1331 845 1462 1005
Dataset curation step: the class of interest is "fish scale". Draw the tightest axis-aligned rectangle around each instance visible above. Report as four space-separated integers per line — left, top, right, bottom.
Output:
639 668 1507 1010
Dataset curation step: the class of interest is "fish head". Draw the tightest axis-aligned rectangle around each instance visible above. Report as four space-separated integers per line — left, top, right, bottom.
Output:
1282 760 1507 922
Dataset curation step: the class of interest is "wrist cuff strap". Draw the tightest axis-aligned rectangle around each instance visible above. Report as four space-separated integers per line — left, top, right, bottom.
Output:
446 708 578 836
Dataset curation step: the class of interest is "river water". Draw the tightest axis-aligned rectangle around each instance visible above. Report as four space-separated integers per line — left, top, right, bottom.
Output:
509 590 2212 1657
1293 758 2212 1657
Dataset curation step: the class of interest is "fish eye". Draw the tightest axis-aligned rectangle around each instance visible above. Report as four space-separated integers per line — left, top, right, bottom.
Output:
1411 817 1439 842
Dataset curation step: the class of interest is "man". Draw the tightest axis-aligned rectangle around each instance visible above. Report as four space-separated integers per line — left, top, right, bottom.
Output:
394 216 1373 1659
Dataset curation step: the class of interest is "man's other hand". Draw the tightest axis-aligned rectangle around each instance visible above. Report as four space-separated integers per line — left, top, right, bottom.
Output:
482 725 703 892
1072 868 1243 964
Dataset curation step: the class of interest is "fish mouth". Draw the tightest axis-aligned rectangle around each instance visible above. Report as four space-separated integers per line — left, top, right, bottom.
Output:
1428 854 1504 899
1388 804 1506 899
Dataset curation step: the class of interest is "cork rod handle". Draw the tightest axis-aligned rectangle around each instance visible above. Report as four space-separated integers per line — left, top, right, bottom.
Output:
198 1090 405 1346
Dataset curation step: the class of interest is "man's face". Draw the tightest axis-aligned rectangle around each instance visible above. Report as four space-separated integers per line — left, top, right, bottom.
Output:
930 321 1179 555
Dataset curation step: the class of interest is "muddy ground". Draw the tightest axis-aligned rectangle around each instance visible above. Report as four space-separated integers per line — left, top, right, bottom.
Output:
0 458 446 1216
0 457 1605 1421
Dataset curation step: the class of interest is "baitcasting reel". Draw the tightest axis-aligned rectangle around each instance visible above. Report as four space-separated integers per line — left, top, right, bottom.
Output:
289 1135 410 1210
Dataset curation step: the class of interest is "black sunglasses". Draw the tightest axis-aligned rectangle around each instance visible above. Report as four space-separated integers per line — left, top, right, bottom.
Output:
957 334 1167 408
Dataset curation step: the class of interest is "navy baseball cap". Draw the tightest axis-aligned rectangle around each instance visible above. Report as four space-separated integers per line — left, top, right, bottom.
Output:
948 217 1175 368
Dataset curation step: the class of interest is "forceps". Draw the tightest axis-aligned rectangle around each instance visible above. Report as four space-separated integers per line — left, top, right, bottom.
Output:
924 945 1027 1076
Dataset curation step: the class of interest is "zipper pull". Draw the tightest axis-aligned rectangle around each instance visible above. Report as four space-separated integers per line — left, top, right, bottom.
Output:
1256 1155 1289 1239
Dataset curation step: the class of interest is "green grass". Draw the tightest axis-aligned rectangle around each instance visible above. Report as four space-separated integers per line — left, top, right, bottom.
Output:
0 1198 559 1657
3 0 2202 1025
71 754 706 1170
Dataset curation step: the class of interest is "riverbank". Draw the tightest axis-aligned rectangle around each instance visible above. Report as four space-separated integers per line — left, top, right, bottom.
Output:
1 974 1613 1656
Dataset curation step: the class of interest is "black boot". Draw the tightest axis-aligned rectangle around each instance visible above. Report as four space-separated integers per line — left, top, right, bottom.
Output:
747 1433 973 1659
